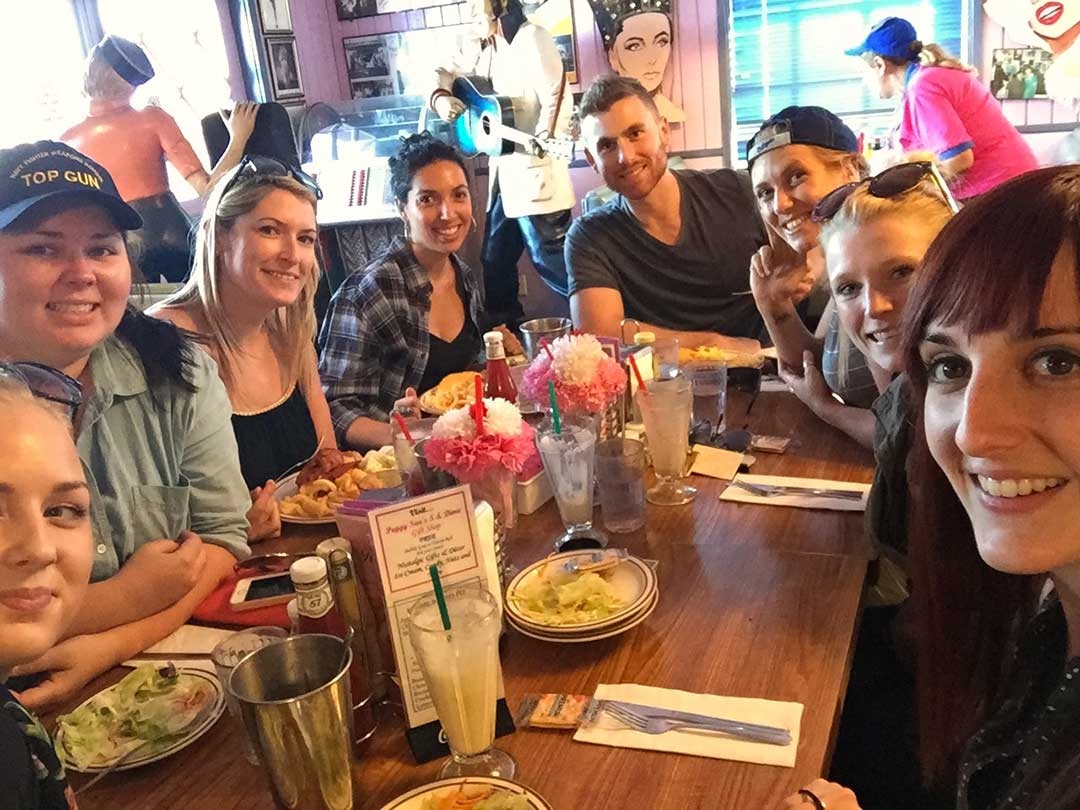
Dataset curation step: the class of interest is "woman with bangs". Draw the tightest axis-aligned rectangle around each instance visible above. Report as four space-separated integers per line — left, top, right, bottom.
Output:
152 158 335 541
782 166 1080 810
746 105 880 418
0 142 250 712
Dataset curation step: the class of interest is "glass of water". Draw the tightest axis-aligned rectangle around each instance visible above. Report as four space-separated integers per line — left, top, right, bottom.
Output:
536 414 607 550
595 438 646 533
686 362 727 442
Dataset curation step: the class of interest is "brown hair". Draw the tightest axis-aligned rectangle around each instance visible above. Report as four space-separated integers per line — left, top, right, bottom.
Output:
578 74 660 122
901 165 1080 787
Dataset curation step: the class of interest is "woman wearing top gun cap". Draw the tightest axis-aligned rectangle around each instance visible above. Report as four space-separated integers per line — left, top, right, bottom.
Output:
845 16 1037 201
0 141 250 712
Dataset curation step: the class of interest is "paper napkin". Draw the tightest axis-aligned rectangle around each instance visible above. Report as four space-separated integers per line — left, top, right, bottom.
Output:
719 474 870 512
689 445 744 480
142 624 237 655
574 683 802 767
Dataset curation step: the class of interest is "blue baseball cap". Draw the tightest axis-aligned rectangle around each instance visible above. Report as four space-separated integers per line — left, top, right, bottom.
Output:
0 141 142 232
745 106 859 167
844 17 920 61
97 35 155 87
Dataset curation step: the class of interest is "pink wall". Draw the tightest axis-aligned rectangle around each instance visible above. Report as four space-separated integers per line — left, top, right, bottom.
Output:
287 0 727 153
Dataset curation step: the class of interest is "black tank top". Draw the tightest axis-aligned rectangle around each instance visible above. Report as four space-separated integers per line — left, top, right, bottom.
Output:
419 322 483 393
231 384 319 490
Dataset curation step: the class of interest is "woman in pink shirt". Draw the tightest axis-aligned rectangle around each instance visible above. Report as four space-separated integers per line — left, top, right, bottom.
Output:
846 16 1039 200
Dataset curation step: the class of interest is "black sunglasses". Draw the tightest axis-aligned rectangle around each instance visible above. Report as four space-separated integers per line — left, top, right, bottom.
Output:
0 361 82 417
811 161 960 223
225 155 324 201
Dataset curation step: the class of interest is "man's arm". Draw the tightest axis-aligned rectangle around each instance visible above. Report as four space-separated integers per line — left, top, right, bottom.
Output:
571 288 760 353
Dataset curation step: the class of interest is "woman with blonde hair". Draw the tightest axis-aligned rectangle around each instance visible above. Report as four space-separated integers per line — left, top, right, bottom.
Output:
746 105 879 435
152 157 335 541
845 16 1037 200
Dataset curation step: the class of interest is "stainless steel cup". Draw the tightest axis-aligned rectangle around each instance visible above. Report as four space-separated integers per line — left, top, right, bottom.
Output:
228 634 354 810
519 317 572 360
412 437 457 493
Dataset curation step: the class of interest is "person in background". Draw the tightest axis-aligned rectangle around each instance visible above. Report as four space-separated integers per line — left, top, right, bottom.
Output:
61 35 258 282
0 142 250 710
151 158 334 542
785 163 1080 810
0 374 90 810
431 0 574 332
567 74 763 353
846 17 1038 201
320 134 519 450
746 105 880 419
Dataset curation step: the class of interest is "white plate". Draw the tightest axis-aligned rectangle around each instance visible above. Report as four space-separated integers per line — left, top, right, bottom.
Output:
274 471 337 525
58 669 225 773
506 590 659 644
378 776 553 810
505 552 657 632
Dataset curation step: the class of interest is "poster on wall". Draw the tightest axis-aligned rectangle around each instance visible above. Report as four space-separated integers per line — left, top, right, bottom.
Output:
525 0 578 84
990 47 1052 99
257 0 292 33
335 0 379 21
266 36 304 100
584 0 683 122
983 0 1080 101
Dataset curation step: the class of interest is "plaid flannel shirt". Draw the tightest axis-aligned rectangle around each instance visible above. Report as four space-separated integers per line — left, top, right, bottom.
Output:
318 236 485 444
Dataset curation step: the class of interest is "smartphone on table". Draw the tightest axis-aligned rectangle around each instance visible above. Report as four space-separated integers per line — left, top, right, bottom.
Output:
229 571 295 611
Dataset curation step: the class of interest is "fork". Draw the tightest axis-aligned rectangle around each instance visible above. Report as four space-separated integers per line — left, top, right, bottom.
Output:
603 703 791 746
727 480 866 501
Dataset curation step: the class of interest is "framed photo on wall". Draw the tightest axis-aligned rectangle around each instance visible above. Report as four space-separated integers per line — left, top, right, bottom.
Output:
257 0 292 33
990 47 1052 100
266 36 304 100
335 0 379 21
344 37 392 80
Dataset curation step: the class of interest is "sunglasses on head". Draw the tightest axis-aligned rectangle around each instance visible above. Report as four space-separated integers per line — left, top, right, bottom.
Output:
225 156 324 201
0 361 82 418
810 161 961 223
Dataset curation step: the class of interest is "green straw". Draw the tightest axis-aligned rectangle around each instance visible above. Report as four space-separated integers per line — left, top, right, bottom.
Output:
547 380 562 435
428 564 452 631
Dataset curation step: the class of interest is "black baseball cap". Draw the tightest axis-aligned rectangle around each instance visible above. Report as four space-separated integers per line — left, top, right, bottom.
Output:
98 35 155 87
746 106 859 167
0 141 142 232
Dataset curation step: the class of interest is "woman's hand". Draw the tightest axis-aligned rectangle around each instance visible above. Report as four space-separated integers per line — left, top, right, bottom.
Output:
493 324 525 357
779 779 862 810
11 632 123 711
778 350 836 418
115 531 207 614
247 481 281 543
750 226 816 317
223 101 259 145
393 387 420 419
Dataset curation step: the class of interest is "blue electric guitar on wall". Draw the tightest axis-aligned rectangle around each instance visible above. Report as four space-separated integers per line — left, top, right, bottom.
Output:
451 75 574 162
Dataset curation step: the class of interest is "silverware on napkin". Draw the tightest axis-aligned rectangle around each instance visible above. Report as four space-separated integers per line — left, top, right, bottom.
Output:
726 480 866 501
602 700 792 746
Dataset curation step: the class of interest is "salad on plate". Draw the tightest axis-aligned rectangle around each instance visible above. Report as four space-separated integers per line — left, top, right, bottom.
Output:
421 783 532 810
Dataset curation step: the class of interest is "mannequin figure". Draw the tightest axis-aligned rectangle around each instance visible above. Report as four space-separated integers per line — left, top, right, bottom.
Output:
430 0 575 331
61 35 257 282
587 0 685 123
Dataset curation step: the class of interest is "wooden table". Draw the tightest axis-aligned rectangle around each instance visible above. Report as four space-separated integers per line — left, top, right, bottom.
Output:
59 391 875 810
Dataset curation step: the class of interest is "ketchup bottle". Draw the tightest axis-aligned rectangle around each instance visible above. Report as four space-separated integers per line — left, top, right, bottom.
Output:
289 556 376 752
483 330 518 403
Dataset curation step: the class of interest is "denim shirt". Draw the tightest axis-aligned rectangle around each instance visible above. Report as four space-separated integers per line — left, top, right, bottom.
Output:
80 334 251 581
318 236 484 443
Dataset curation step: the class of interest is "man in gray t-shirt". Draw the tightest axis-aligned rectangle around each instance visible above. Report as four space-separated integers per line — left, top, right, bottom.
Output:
567 75 766 350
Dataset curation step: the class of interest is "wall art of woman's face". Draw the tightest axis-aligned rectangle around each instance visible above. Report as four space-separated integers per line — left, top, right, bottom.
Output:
608 11 672 93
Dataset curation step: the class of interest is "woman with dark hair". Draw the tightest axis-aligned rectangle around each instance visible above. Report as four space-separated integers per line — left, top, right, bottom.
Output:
783 164 1080 810
319 133 518 449
0 142 250 711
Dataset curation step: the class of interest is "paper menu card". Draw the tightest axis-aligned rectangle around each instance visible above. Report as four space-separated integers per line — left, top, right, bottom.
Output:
366 485 505 731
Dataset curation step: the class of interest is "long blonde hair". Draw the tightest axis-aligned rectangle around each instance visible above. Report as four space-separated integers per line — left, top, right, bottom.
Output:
864 42 976 74
161 169 320 391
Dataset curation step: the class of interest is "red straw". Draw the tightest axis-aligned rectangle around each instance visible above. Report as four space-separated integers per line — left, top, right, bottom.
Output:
392 411 414 443
540 339 554 361
628 353 649 396
473 375 485 435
